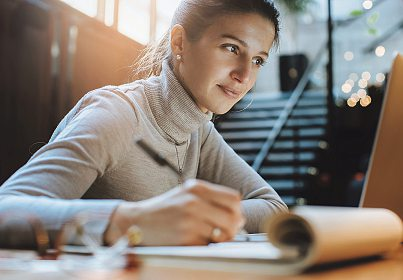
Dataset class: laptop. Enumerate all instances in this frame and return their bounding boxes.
[359,53,403,221]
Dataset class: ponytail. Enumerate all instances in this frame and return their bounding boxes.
[132,30,171,80]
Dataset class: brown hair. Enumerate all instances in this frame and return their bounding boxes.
[133,0,280,79]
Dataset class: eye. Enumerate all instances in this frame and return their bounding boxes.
[252,57,266,67]
[224,44,239,54]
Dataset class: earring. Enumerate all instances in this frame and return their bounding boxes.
[176,54,182,61]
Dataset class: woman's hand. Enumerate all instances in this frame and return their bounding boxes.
[104,179,245,246]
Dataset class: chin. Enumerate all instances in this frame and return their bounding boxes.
[210,104,234,115]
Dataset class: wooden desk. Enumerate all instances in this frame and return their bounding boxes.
[1,246,402,280]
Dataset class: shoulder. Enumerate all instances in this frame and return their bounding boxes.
[199,121,222,146]
[52,85,145,142]
[76,81,152,125]
[51,77,163,143]
[83,83,143,112]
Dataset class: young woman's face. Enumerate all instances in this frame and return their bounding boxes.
[177,13,276,115]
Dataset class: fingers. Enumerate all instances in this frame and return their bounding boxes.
[178,215,229,245]
[197,198,239,240]
[107,179,246,246]
[184,179,241,212]
[182,179,244,241]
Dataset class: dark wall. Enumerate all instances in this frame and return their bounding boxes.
[0,0,144,184]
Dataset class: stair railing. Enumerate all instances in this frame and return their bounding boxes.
[251,44,327,171]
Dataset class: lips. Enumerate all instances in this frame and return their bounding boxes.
[218,85,242,99]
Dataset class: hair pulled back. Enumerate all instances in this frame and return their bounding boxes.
[133,0,280,79]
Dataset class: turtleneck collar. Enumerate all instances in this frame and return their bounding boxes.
[142,60,213,144]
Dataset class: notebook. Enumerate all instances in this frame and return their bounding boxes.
[359,53,403,221]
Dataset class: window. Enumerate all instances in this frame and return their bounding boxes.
[118,0,151,44]
[60,0,98,17]
[156,0,181,41]
[59,0,181,45]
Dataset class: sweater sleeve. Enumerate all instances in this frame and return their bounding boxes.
[0,88,138,246]
[197,122,288,233]
[0,88,138,198]
[0,195,121,249]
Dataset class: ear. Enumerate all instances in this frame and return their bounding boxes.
[170,24,186,56]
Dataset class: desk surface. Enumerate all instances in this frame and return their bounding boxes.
[1,246,402,280]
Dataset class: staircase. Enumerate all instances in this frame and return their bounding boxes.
[215,89,328,206]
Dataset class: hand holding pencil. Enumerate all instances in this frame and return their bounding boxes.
[105,179,245,246]
[103,139,245,246]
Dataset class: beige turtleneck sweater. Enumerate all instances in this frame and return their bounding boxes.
[0,60,287,247]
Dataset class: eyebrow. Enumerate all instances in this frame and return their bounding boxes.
[220,34,269,58]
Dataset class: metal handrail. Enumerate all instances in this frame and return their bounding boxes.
[333,0,386,28]
[251,43,328,171]
[251,0,387,171]
[363,19,403,53]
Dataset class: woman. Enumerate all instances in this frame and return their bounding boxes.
[0,0,287,248]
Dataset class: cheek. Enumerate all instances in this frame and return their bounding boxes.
[249,69,260,85]
[185,58,213,85]
[195,65,225,91]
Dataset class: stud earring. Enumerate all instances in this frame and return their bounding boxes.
[176,54,182,61]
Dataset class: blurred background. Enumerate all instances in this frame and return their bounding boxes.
[1,0,402,207]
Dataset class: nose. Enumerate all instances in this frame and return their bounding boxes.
[230,60,252,84]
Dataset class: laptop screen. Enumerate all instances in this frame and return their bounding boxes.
[359,54,403,221]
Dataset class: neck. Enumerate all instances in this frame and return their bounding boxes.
[140,59,213,144]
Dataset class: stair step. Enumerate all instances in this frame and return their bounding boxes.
[221,128,326,141]
[234,98,326,111]
[218,118,327,130]
[273,140,322,150]
[229,140,322,152]
[266,152,316,162]
[238,151,317,165]
[229,142,264,152]
[225,107,327,121]
[216,90,328,206]
[266,179,310,205]
[237,154,255,164]
[260,166,310,175]
[279,196,299,206]
[239,90,326,103]
[267,179,304,190]
[259,165,318,178]
[279,128,326,139]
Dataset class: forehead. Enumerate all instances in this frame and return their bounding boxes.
[199,13,275,52]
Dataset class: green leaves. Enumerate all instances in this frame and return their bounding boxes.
[350,9,379,36]
[366,12,379,36]
[367,12,379,25]
[350,10,364,17]
[368,27,377,35]
[279,0,315,14]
